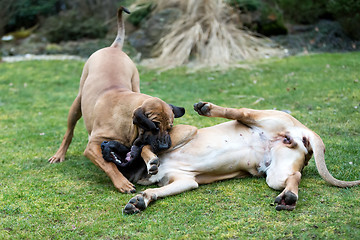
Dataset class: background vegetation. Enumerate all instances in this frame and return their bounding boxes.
[1,0,360,42]
[1,52,359,239]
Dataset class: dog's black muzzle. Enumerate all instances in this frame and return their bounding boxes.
[142,131,171,153]
[157,133,171,150]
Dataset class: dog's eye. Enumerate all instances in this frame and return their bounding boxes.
[283,135,292,144]
[166,124,173,131]
[283,134,297,148]
[153,122,160,128]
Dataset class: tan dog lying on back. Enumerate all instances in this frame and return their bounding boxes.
[122,102,360,213]
[48,7,185,193]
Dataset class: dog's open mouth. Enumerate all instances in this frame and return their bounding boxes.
[110,151,130,165]
[101,141,132,168]
[101,141,143,168]
[125,145,141,162]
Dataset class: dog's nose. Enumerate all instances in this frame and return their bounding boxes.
[101,141,108,150]
[158,142,170,150]
[158,136,171,150]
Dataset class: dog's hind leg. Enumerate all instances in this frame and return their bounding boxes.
[48,95,82,163]
[49,62,88,164]
[123,177,199,214]
[194,101,262,123]
[194,101,297,128]
[131,68,140,93]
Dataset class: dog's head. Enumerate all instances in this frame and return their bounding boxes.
[101,140,147,183]
[264,128,314,190]
[132,98,185,152]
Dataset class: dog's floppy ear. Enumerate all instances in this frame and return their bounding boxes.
[133,107,158,132]
[169,104,185,118]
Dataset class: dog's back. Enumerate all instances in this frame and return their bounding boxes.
[78,6,139,116]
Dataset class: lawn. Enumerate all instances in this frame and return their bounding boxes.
[0,52,359,239]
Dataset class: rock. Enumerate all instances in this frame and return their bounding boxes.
[128,8,182,58]
[127,30,153,57]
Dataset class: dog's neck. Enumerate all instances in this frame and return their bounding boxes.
[257,150,272,175]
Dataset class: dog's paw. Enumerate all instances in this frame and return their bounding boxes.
[194,102,212,116]
[123,195,146,214]
[274,191,297,211]
[48,155,65,163]
[148,157,160,175]
[114,180,136,194]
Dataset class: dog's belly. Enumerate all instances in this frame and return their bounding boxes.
[152,121,270,184]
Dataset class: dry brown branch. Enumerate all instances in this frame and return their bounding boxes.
[139,0,285,70]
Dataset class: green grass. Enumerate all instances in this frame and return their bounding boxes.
[0,52,359,239]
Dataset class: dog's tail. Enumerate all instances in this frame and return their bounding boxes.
[310,132,360,187]
[111,6,130,49]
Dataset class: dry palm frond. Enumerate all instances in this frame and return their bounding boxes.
[140,0,286,70]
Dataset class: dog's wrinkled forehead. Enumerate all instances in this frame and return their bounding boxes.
[279,130,308,149]
[273,128,314,168]
[144,100,174,126]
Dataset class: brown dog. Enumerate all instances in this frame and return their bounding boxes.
[48,7,185,193]
[123,102,360,213]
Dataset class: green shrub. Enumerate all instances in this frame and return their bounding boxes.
[275,0,328,24]
[327,0,360,40]
[227,0,261,12]
[226,0,287,36]
[257,3,287,36]
[127,3,153,27]
[5,0,59,32]
[43,10,108,43]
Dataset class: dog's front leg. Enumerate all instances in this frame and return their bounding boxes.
[274,171,301,211]
[140,145,160,175]
[140,125,198,175]
[123,177,199,214]
[84,141,136,193]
